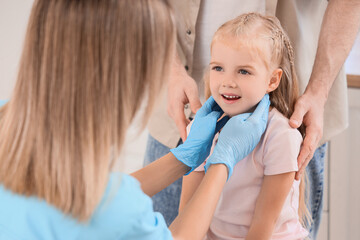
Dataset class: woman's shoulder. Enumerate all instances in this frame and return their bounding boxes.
[92,173,153,223]
[88,173,171,239]
[0,174,162,240]
[0,184,84,240]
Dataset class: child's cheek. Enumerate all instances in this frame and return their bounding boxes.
[209,80,221,104]
[240,89,266,114]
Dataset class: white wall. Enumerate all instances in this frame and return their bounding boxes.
[345,33,360,75]
[0,0,148,173]
[0,0,33,99]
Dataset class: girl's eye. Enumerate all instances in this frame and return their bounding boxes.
[212,66,223,72]
[239,69,250,75]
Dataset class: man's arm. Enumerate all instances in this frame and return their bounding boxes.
[290,0,360,180]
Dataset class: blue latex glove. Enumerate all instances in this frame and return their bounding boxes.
[204,94,270,180]
[170,96,229,174]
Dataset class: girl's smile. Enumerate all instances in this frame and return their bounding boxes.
[221,93,241,104]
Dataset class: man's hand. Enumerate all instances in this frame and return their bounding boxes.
[167,57,202,142]
[289,0,360,181]
[289,90,325,180]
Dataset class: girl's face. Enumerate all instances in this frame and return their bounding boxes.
[209,38,281,117]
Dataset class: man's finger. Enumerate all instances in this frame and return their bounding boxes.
[295,155,311,180]
[175,116,188,143]
[297,144,310,170]
[295,171,302,181]
[297,126,318,171]
[289,100,307,128]
[187,88,202,114]
[297,142,315,171]
[170,102,190,142]
[304,125,319,156]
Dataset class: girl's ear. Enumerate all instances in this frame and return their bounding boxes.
[266,69,282,93]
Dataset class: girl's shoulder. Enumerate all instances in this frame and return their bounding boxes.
[256,108,302,174]
[265,108,303,143]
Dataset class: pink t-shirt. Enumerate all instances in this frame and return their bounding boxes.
[192,108,308,240]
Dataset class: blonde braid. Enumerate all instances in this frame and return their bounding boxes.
[283,34,295,66]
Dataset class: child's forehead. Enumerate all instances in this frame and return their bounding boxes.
[212,34,273,68]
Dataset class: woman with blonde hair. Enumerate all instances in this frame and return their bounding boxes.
[0,0,270,239]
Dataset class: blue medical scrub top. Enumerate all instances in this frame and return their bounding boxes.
[0,172,173,240]
[0,100,172,239]
[0,100,7,106]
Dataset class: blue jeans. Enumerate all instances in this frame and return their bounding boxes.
[144,134,327,238]
[306,143,327,240]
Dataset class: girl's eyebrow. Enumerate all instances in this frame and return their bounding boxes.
[236,65,255,70]
[209,62,256,72]
[209,61,222,65]
[210,61,255,69]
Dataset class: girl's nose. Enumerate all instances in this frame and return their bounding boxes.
[222,75,237,88]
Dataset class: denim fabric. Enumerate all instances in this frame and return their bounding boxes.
[306,143,327,240]
[143,134,182,226]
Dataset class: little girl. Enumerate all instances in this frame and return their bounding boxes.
[179,13,310,240]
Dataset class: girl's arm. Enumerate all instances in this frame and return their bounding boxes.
[170,164,228,240]
[246,172,295,240]
[179,171,205,213]
[132,155,227,240]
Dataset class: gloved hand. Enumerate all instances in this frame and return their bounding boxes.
[170,96,229,174]
[204,94,270,180]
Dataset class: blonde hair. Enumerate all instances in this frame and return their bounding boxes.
[0,0,175,221]
[207,12,310,227]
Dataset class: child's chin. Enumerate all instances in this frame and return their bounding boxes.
[224,107,256,117]
[224,111,243,117]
